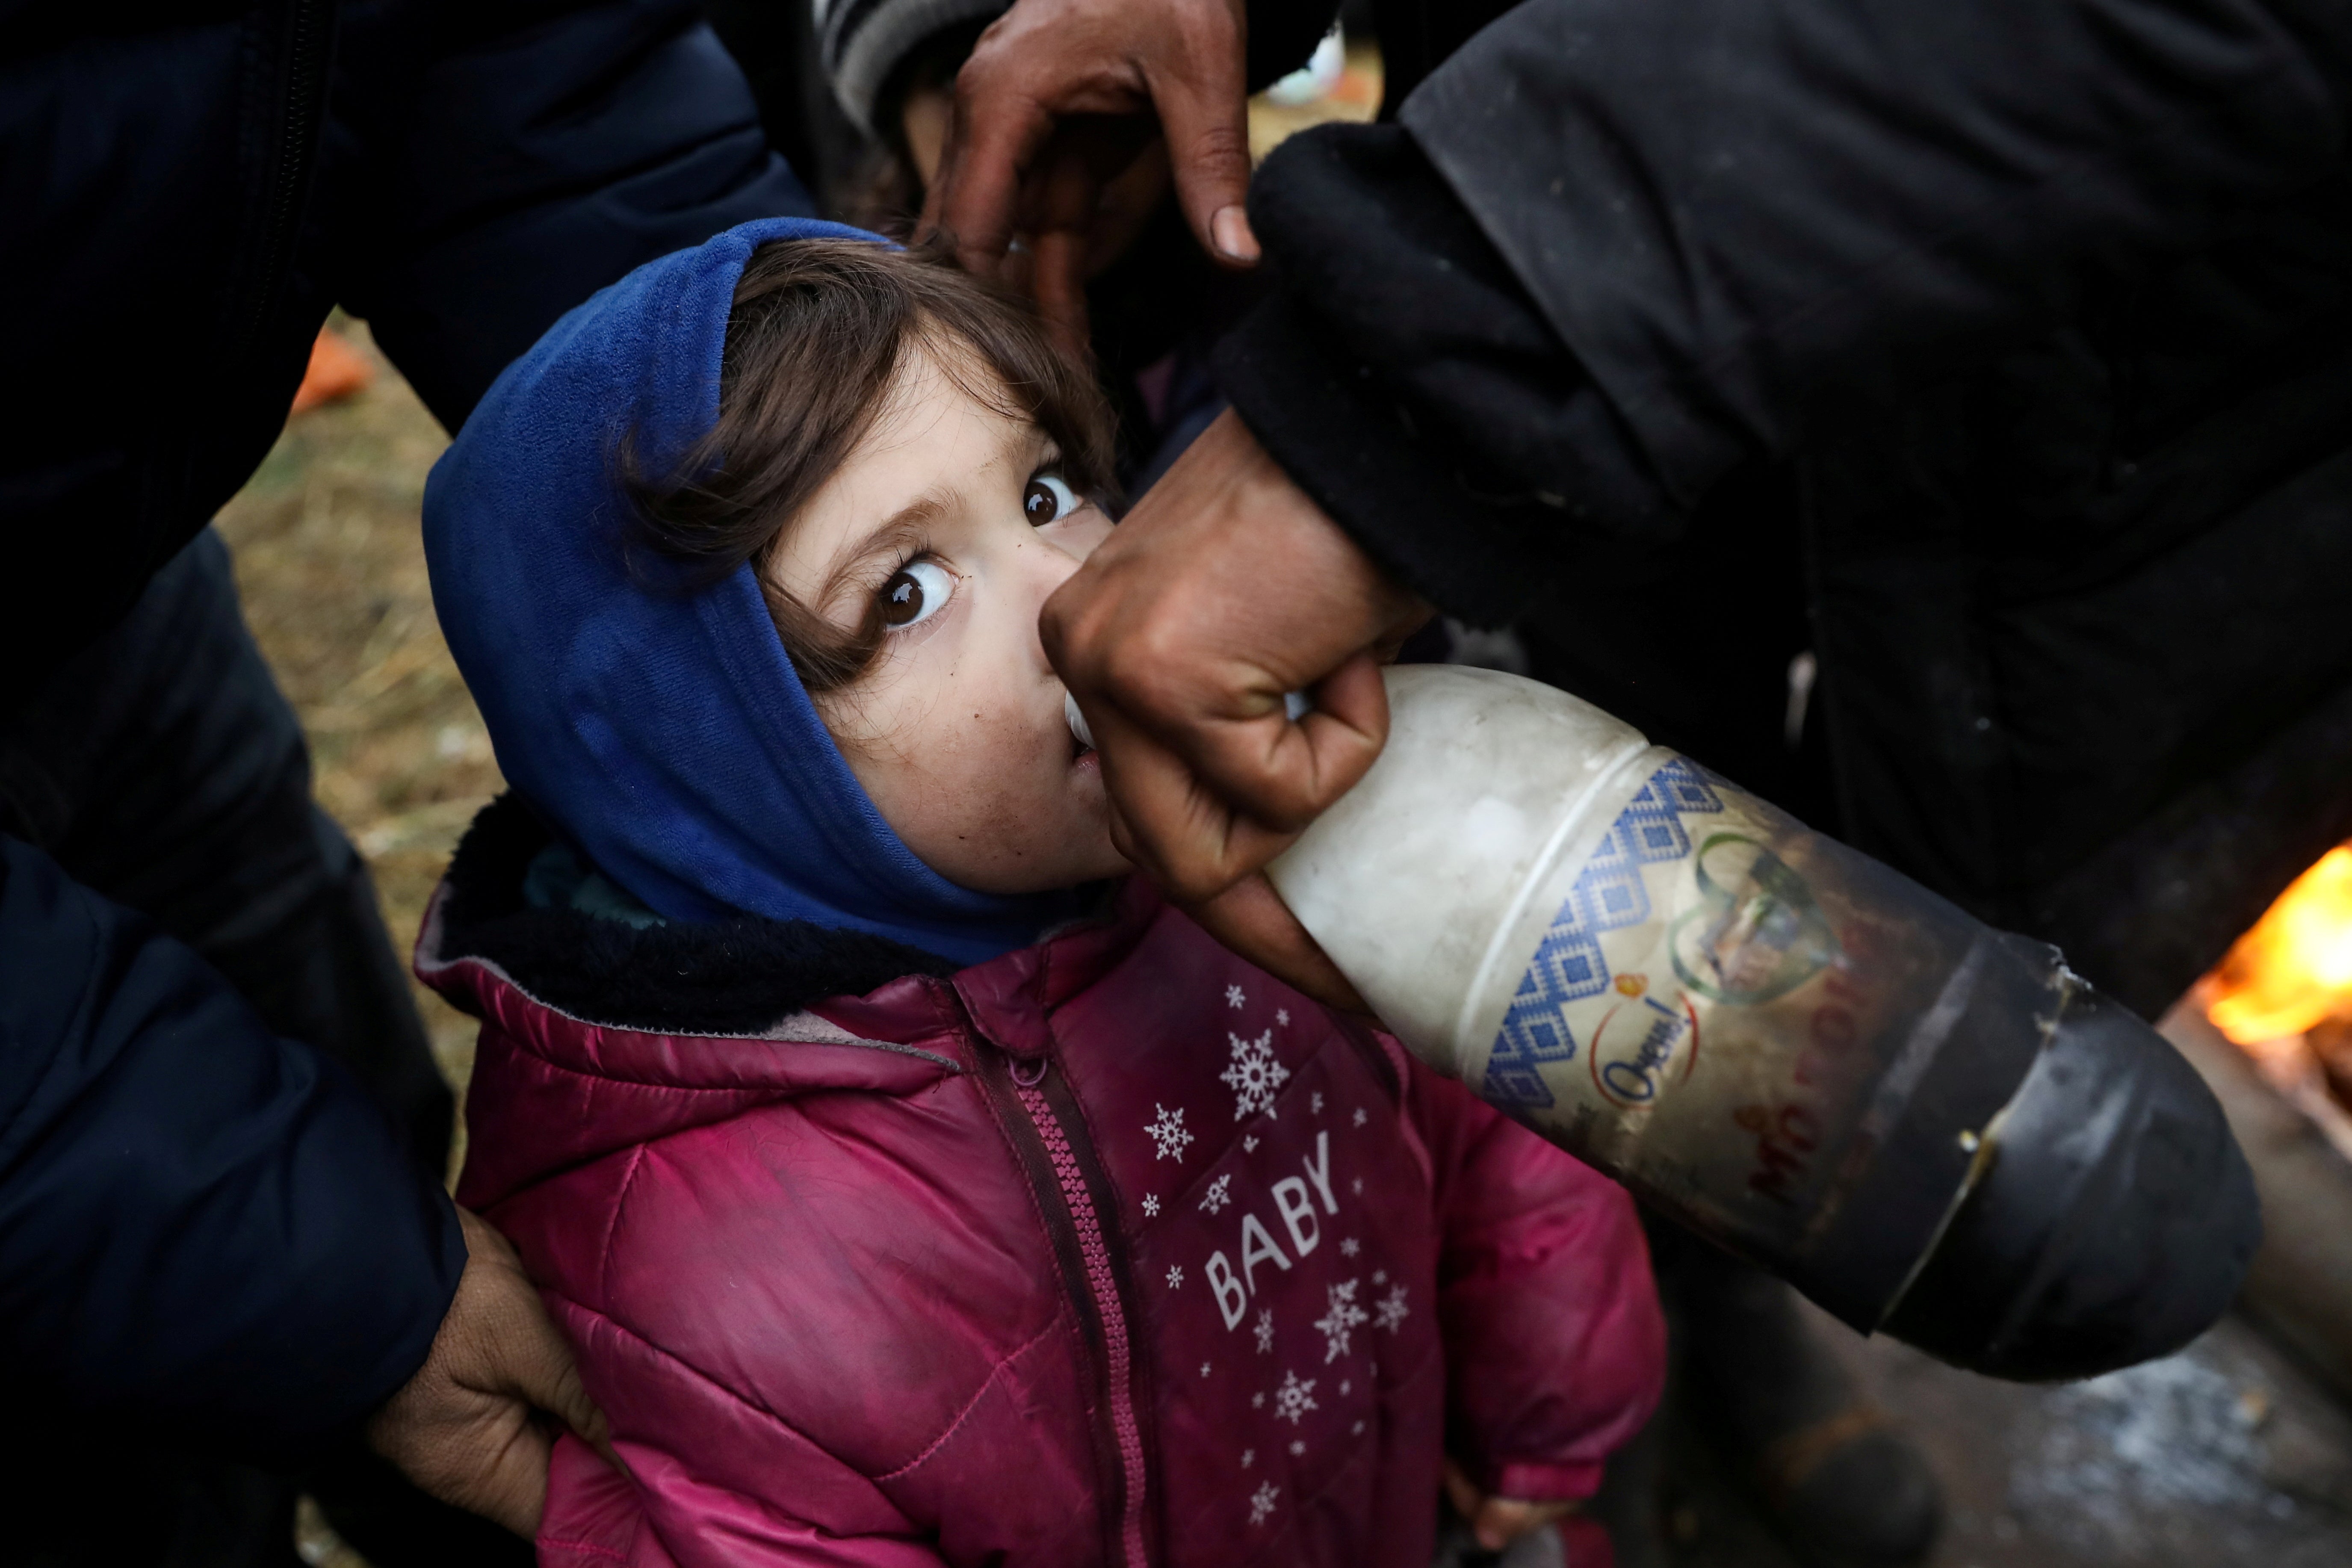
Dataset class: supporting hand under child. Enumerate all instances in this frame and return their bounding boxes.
[1443,1459,1580,1553]
[366,1208,610,1536]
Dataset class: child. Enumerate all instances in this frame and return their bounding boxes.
[419,217,1664,1568]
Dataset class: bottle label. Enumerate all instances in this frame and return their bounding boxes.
[1463,755,2026,1295]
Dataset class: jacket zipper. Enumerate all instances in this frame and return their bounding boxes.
[973,1044,1153,1567]
[234,0,335,363]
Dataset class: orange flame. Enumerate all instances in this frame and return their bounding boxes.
[2205,845,2352,1044]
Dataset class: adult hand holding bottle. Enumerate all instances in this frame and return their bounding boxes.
[1041,408,1429,1011]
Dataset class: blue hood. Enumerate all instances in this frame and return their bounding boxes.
[423,217,1079,966]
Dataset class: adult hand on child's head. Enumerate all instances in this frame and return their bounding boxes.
[1444,1459,1579,1553]
[920,0,1256,347]
[1041,408,1429,1013]
[367,1208,611,1537]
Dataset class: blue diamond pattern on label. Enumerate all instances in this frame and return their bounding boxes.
[1483,760,1726,1107]
[1480,756,1844,1116]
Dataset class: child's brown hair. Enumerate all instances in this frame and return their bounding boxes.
[629,239,1114,693]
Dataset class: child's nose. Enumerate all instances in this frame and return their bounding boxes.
[1027,517,1101,598]
[1021,523,1099,669]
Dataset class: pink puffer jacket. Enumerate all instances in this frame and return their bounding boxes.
[425,807,1664,1568]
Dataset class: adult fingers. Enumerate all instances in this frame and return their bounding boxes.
[1442,1459,1484,1525]
[1471,1496,1576,1551]
[1094,700,1298,902]
[456,1209,610,1446]
[925,71,1057,275]
[1025,140,1105,353]
[1045,410,1424,890]
[1182,647,1390,833]
[449,1403,556,1538]
[1093,641,1390,840]
[493,1280,608,1448]
[1145,36,1256,264]
[1184,873,1369,1015]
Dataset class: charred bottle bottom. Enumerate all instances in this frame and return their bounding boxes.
[1879,987,2261,1380]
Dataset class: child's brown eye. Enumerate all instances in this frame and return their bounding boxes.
[880,560,953,629]
[1024,474,1078,524]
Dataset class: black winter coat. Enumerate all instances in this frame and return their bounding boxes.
[1219,0,2352,1016]
[0,0,810,1453]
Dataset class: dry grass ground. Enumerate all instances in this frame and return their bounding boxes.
[213,318,494,1128]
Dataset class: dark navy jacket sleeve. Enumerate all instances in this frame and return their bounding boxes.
[1218,0,2352,624]
[331,0,818,430]
[0,837,465,1462]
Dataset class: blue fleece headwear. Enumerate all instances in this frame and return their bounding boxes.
[424,217,1081,966]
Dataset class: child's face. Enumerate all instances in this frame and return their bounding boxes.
[765,341,1128,895]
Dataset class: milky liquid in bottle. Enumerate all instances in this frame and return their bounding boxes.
[1260,666,2243,1358]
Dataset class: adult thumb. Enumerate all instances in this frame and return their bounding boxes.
[457,1206,609,1445]
[511,1313,609,1449]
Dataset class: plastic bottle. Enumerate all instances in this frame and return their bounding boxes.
[1265,665,2259,1379]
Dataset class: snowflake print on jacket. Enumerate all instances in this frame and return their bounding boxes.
[1375,1283,1411,1334]
[1226,984,1246,1009]
[436,863,1668,1568]
[1314,1280,1368,1363]
[1248,1482,1279,1527]
[1221,1030,1290,1120]
[1145,1103,1194,1161]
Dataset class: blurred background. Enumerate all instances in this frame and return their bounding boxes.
[216,317,500,1140]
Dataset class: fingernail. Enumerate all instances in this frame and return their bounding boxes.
[1211,206,1260,263]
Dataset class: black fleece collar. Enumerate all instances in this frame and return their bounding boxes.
[431,794,959,1036]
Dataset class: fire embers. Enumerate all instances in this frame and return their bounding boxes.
[2207,846,2352,1043]
[2201,844,2352,1160]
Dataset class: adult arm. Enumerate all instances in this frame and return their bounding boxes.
[333,0,819,429]
[1045,0,2352,986]
[0,835,462,1458]
[0,838,600,1532]
[1219,0,2352,624]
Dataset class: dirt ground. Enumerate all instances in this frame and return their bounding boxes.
[213,319,499,1125]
